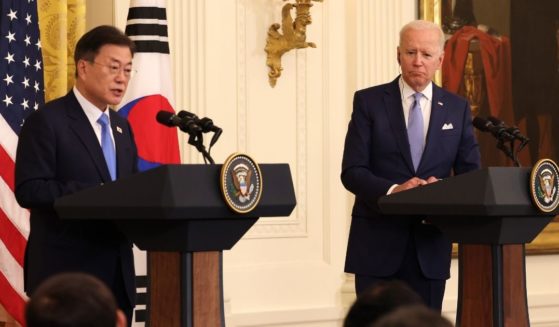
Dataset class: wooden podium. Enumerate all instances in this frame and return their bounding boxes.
[55,164,296,327]
[378,167,557,327]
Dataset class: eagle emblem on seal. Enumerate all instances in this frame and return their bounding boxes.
[530,158,559,213]
[231,163,255,203]
[221,153,263,213]
[538,169,557,204]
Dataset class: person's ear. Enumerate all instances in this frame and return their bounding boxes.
[115,309,127,327]
[397,47,401,65]
[436,51,445,69]
[76,59,88,79]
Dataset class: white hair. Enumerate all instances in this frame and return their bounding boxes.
[399,20,445,52]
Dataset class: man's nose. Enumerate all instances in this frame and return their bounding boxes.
[114,69,127,82]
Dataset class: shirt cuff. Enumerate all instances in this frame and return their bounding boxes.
[387,184,398,195]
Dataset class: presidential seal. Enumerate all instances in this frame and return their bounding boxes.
[220,153,263,213]
[530,159,559,213]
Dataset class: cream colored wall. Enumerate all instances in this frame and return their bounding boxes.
[85,0,114,30]
[78,1,559,326]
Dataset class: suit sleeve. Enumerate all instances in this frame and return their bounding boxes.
[453,101,481,174]
[340,91,395,206]
[14,110,97,208]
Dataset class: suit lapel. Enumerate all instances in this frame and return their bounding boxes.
[384,78,415,174]
[65,92,112,183]
[110,111,128,179]
[421,84,446,171]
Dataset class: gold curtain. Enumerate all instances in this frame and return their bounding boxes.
[38,0,86,102]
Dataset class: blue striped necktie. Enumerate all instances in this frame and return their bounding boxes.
[408,92,424,171]
[97,113,116,181]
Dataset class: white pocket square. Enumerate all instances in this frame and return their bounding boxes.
[442,123,453,130]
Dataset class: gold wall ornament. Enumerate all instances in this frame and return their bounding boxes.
[264,0,323,87]
[461,42,484,118]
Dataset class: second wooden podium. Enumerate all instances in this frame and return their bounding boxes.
[379,167,557,327]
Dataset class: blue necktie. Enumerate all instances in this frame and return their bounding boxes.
[408,93,424,171]
[97,113,116,181]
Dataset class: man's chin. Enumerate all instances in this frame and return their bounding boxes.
[408,78,429,91]
[108,98,124,106]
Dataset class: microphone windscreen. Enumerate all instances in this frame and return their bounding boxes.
[487,116,504,126]
[472,116,490,131]
[155,110,175,126]
[178,110,197,119]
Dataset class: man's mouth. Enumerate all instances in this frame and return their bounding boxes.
[111,88,124,97]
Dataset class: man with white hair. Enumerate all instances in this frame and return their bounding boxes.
[341,20,480,310]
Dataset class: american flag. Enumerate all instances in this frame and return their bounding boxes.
[0,0,44,324]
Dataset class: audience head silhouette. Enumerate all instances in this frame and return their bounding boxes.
[371,305,454,327]
[26,272,127,327]
[344,280,424,327]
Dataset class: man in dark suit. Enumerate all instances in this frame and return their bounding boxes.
[15,26,138,324]
[341,20,481,311]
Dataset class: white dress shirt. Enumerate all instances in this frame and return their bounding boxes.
[73,86,115,148]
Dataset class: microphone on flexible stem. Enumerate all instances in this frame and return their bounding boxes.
[472,116,514,162]
[156,110,202,135]
[179,112,223,147]
[177,110,198,121]
[487,116,530,146]
[176,111,215,164]
[473,116,522,167]
[486,116,530,160]
[472,116,515,141]
[198,117,223,147]
[156,110,182,127]
[172,111,202,135]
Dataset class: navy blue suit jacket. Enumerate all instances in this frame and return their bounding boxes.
[341,77,480,279]
[15,91,138,306]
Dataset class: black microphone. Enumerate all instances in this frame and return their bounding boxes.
[198,117,219,133]
[177,110,203,133]
[179,112,223,147]
[198,117,223,146]
[156,110,182,127]
[487,116,530,143]
[156,110,201,134]
[472,116,515,141]
[177,110,198,121]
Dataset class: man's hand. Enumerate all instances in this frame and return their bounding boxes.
[425,176,439,183]
[392,176,440,193]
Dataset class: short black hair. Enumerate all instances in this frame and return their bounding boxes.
[371,305,454,327]
[74,25,135,64]
[344,281,424,327]
[25,273,118,327]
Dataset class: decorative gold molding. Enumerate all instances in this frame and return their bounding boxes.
[419,0,442,85]
[264,0,323,87]
[419,0,441,26]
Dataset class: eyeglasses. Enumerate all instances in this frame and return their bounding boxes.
[90,61,136,78]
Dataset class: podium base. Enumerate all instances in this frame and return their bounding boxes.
[147,251,225,327]
[457,244,529,327]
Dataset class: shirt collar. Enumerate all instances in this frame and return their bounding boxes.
[73,86,110,122]
[400,77,433,101]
